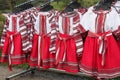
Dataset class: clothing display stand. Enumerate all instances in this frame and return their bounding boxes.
[6,68,35,80]
[5,67,87,80]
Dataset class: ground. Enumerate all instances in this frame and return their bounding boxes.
[0,65,95,80]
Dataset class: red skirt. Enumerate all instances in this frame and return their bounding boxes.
[56,33,79,73]
[80,31,120,78]
[29,34,55,69]
[117,40,120,49]
[0,31,26,65]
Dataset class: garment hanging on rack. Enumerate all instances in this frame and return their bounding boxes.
[55,10,85,73]
[79,6,120,78]
[29,10,59,69]
[12,0,40,53]
[0,14,26,70]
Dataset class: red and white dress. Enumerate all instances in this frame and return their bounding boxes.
[0,14,26,70]
[29,10,58,69]
[80,7,120,78]
[56,12,84,73]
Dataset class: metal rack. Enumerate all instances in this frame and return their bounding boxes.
[5,67,87,80]
[6,68,35,80]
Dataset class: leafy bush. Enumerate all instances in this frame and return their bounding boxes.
[80,0,99,7]
[0,14,5,37]
[0,0,10,10]
[51,1,67,10]
[0,0,99,12]
[51,0,99,10]
[0,14,5,22]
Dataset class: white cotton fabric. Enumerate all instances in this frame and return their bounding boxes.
[34,12,51,34]
[8,15,20,32]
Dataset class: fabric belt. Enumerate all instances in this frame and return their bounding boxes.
[56,33,73,65]
[38,35,41,68]
[7,32,18,71]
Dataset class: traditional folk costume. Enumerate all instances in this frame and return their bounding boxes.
[80,7,120,78]
[0,14,27,70]
[29,10,58,69]
[56,11,84,73]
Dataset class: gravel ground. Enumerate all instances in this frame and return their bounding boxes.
[0,65,23,80]
[0,65,95,80]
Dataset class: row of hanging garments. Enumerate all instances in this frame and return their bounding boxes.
[26,0,86,73]
[1,0,120,79]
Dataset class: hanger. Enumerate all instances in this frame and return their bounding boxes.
[64,6,74,13]
[40,0,54,12]
[94,0,112,11]
[63,0,80,13]
[69,0,81,9]
[13,0,34,13]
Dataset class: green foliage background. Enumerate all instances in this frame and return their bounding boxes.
[0,0,99,12]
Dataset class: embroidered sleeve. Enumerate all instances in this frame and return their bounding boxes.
[49,23,58,53]
[49,11,60,54]
[73,25,84,56]
[72,14,84,56]
[19,14,30,53]
[26,22,34,51]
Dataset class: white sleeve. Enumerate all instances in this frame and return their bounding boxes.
[105,10,120,31]
[112,10,120,31]
[80,12,89,31]
[80,11,96,32]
